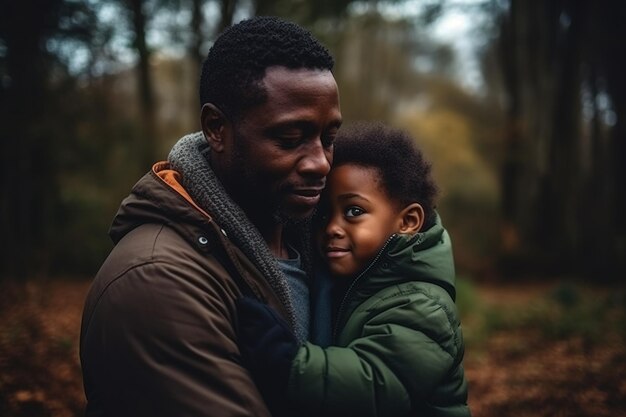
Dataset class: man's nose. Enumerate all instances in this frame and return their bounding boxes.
[299,139,331,177]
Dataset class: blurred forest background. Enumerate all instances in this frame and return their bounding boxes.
[1,0,625,416]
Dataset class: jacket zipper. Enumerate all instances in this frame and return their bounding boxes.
[332,234,397,342]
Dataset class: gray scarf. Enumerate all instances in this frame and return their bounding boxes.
[168,132,308,340]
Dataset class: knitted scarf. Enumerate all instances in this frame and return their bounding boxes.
[168,132,310,341]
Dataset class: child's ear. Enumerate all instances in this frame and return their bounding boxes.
[201,103,229,152]
[398,203,424,234]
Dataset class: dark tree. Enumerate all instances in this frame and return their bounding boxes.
[497,0,625,280]
[0,0,95,279]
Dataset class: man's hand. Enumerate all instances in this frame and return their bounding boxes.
[235,297,300,415]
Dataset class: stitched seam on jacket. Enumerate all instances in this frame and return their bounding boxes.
[82,226,225,348]
[367,284,458,360]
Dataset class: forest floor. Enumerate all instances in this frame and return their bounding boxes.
[0,278,625,417]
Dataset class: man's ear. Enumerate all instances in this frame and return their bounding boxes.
[201,103,229,153]
[398,203,424,234]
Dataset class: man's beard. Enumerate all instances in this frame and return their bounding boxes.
[272,205,317,227]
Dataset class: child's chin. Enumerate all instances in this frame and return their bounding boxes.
[328,264,355,279]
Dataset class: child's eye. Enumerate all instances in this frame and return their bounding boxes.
[345,206,364,217]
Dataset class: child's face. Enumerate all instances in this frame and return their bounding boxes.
[317,164,405,278]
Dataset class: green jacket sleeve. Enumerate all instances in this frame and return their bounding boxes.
[288,287,461,417]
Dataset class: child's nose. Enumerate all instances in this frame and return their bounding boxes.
[325,219,344,238]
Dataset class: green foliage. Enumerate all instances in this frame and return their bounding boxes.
[395,85,502,274]
[460,281,626,351]
[455,276,493,347]
[455,277,507,347]
[52,190,115,275]
[455,276,480,319]
[54,337,74,355]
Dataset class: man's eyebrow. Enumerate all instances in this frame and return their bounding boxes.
[270,117,342,129]
[266,120,314,131]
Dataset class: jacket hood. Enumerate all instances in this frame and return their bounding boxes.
[358,213,457,301]
[108,161,307,339]
[109,162,213,246]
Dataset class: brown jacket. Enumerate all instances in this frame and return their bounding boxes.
[80,162,288,417]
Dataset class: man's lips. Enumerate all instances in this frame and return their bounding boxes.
[291,187,324,197]
[289,188,324,206]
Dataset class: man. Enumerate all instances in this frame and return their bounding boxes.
[80,16,342,417]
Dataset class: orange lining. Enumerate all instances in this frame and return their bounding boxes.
[153,162,212,219]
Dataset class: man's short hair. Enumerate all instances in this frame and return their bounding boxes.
[333,122,439,229]
[200,16,334,120]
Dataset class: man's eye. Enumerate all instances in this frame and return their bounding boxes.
[278,131,303,140]
[345,206,364,217]
[322,127,339,148]
[270,128,304,145]
[277,133,303,145]
[321,133,336,148]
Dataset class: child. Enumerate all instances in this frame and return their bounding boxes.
[237,122,470,417]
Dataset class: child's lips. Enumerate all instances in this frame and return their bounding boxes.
[325,247,350,258]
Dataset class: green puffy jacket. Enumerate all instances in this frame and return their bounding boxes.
[288,217,470,417]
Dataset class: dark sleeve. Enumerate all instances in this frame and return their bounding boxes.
[81,260,272,417]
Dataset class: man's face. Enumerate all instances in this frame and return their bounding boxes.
[224,67,342,225]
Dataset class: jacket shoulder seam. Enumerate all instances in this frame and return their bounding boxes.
[369,284,459,359]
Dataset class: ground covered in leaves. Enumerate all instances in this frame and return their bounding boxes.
[0,279,625,416]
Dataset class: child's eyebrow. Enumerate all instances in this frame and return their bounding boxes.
[337,193,370,203]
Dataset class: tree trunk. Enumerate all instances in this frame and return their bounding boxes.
[0,0,61,279]
[498,0,625,280]
[498,0,586,275]
[127,0,157,171]
[218,0,237,33]
[190,0,204,68]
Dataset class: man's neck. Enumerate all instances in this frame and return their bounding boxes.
[239,201,291,259]
[256,221,289,259]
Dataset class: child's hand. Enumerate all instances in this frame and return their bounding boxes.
[235,297,300,415]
